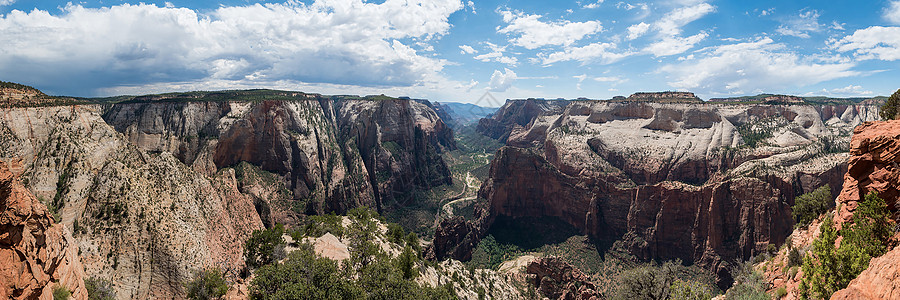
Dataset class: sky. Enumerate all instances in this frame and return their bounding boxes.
[1,0,899,105]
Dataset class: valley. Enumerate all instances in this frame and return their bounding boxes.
[1,83,899,300]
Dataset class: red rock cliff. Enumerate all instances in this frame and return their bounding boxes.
[837,120,900,225]
[0,161,86,300]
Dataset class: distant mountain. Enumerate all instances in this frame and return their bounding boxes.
[435,102,499,127]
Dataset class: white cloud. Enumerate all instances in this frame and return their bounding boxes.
[594,76,622,82]
[459,44,477,54]
[540,42,632,65]
[831,21,845,31]
[616,2,647,11]
[0,1,463,95]
[582,0,604,9]
[654,3,715,36]
[488,68,517,92]
[759,8,774,16]
[822,85,874,96]
[886,0,900,24]
[645,32,708,57]
[776,9,822,38]
[466,1,476,14]
[831,26,900,61]
[473,42,518,65]
[626,22,650,40]
[0,0,15,6]
[498,9,603,49]
[660,37,859,95]
[458,79,479,92]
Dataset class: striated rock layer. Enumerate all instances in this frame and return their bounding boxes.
[1,160,86,300]
[836,120,900,225]
[437,100,879,288]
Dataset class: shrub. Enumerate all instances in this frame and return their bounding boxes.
[52,285,71,300]
[396,246,418,280]
[725,261,768,300]
[185,268,228,300]
[387,223,406,245]
[249,244,361,300]
[617,260,677,300]
[880,89,900,120]
[669,279,715,300]
[787,248,802,268]
[799,192,892,299]
[775,287,787,299]
[302,213,344,238]
[244,224,285,269]
[85,277,116,300]
[792,186,833,227]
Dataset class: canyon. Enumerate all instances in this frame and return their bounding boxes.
[0,88,456,298]
[434,97,881,288]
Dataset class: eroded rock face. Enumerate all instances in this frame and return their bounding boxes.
[837,120,900,225]
[0,161,86,300]
[831,245,900,299]
[0,106,264,299]
[444,100,879,288]
[525,257,601,300]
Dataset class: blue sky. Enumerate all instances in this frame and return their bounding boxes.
[1,0,899,104]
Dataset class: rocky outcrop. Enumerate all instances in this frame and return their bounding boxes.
[525,257,601,300]
[102,96,454,217]
[626,92,702,103]
[441,100,879,288]
[837,120,900,225]
[831,245,900,299]
[476,99,568,142]
[1,160,86,300]
[0,106,264,299]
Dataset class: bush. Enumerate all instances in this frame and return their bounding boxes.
[669,279,715,300]
[792,186,833,227]
[52,285,71,300]
[387,223,406,245]
[185,268,228,300]
[725,261,768,300]
[775,287,787,299]
[244,224,286,269]
[85,277,116,300]
[787,248,802,268]
[880,89,900,120]
[799,192,892,299]
[617,260,678,300]
[302,213,344,238]
[250,244,361,300]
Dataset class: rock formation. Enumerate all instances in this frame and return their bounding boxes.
[831,245,900,299]
[1,160,86,300]
[837,120,900,225]
[526,257,601,300]
[0,88,458,298]
[437,99,879,288]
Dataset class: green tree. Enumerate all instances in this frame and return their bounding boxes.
[244,224,285,269]
[792,186,833,227]
[799,192,892,299]
[52,285,71,300]
[880,89,900,120]
[185,268,228,300]
[617,260,678,300]
[669,279,715,300]
[249,244,362,300]
[85,277,116,300]
[724,261,768,300]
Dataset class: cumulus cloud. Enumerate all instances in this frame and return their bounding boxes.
[473,42,518,65]
[654,3,715,36]
[582,0,604,9]
[821,85,874,96]
[498,9,603,49]
[886,0,900,24]
[831,26,900,61]
[626,22,650,40]
[540,42,632,65]
[776,9,822,38]
[660,37,858,95]
[0,0,463,95]
[488,68,517,92]
[466,1,476,14]
[459,44,477,54]
[0,0,15,6]
[645,32,708,57]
